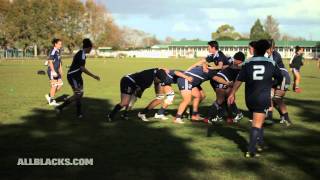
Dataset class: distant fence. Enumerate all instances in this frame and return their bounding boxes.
[0,49,34,59]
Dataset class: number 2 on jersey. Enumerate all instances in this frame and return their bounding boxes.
[253,65,265,80]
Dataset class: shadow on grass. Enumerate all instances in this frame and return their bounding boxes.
[0,97,208,180]
[284,97,320,123]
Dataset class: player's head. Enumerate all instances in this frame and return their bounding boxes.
[155,69,167,83]
[83,38,93,53]
[266,39,275,55]
[254,39,271,56]
[233,51,245,65]
[248,41,256,56]
[295,46,304,55]
[52,38,62,49]
[208,41,219,53]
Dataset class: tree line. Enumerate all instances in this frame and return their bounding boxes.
[0,0,160,54]
[212,15,306,41]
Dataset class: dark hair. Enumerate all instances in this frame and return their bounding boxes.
[268,39,275,48]
[233,51,245,62]
[249,41,257,48]
[83,38,93,49]
[52,38,61,45]
[295,46,303,53]
[208,41,219,50]
[254,39,271,56]
[155,69,167,82]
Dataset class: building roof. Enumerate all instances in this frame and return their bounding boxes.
[170,40,319,47]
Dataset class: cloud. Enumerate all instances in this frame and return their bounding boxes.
[99,0,320,40]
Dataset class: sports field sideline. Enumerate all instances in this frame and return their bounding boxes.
[0,58,319,179]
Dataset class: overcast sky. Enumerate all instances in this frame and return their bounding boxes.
[98,0,320,40]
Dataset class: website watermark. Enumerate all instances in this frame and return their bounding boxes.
[17,158,94,166]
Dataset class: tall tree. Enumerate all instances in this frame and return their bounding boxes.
[250,19,271,40]
[264,15,280,40]
[212,24,241,40]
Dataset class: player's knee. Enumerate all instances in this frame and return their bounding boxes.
[164,91,175,105]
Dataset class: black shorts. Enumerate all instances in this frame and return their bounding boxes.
[246,93,270,113]
[120,76,137,95]
[210,79,227,90]
[177,78,192,91]
[47,70,61,80]
[274,70,291,91]
[67,75,83,90]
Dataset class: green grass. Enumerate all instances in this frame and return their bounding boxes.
[0,58,319,180]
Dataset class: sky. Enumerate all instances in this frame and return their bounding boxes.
[97,0,320,41]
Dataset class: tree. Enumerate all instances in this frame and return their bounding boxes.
[212,24,241,40]
[264,15,280,40]
[250,19,271,40]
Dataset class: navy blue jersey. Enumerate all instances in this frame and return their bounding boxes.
[269,50,285,69]
[68,50,86,77]
[290,54,304,69]
[47,48,61,72]
[185,66,217,87]
[127,68,159,90]
[217,66,240,82]
[237,56,283,99]
[162,70,182,85]
[206,51,228,68]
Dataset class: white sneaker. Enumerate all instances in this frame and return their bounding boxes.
[138,112,149,122]
[45,94,51,104]
[173,118,185,124]
[234,112,244,122]
[49,100,60,106]
[154,113,169,120]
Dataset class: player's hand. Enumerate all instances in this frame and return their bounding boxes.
[227,81,234,87]
[94,75,100,81]
[227,94,235,105]
[186,76,193,82]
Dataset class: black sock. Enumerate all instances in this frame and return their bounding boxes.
[176,114,182,119]
[158,107,165,115]
[230,103,239,117]
[110,104,123,119]
[141,108,149,114]
[192,111,198,116]
[217,104,224,118]
[257,128,264,146]
[76,99,82,115]
[283,112,291,122]
[267,111,273,120]
[207,102,219,119]
[248,127,260,153]
[189,106,193,117]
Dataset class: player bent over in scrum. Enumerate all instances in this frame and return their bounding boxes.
[228,40,283,158]
[56,39,100,118]
[107,68,167,122]
[137,69,193,121]
[207,52,245,124]
[174,66,231,124]
[45,38,63,106]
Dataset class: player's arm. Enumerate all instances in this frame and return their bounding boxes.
[212,75,232,86]
[208,61,223,70]
[80,66,100,81]
[227,80,242,105]
[174,71,193,82]
[186,58,207,71]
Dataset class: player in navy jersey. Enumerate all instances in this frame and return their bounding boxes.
[265,39,292,126]
[207,52,245,123]
[136,69,193,121]
[56,39,100,118]
[174,66,231,124]
[45,38,63,106]
[228,40,283,157]
[107,68,168,122]
[289,46,304,93]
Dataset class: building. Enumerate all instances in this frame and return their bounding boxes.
[167,40,320,59]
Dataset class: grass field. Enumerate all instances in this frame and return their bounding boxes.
[0,58,319,180]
